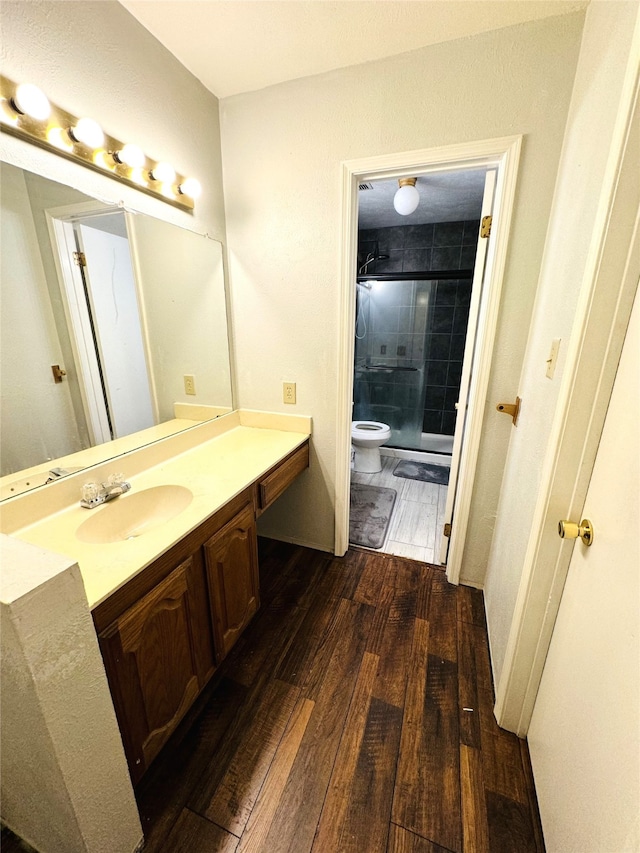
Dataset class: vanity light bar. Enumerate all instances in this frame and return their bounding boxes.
[0,76,201,212]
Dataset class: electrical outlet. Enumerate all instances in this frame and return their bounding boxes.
[283,382,296,404]
[184,374,196,396]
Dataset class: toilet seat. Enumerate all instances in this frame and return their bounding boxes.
[351,421,391,441]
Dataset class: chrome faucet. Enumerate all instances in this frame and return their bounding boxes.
[45,467,72,484]
[81,473,131,509]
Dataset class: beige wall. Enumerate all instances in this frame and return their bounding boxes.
[219,14,584,564]
[0,0,226,241]
[484,0,640,687]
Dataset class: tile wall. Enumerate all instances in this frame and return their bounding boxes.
[356,220,478,438]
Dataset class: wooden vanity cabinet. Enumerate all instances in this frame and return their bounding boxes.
[93,440,309,783]
[97,552,211,783]
[204,501,259,662]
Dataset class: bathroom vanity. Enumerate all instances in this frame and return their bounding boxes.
[3,411,310,785]
[93,440,309,782]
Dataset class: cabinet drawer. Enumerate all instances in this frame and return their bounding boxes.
[258,442,309,513]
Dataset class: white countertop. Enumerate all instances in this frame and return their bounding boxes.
[10,421,309,610]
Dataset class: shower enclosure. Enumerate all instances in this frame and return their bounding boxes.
[353,271,473,453]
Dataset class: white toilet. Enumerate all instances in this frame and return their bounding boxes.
[351,421,392,473]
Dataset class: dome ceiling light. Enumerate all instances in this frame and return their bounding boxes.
[393,177,420,216]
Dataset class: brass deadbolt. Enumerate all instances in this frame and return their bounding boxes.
[558,518,594,547]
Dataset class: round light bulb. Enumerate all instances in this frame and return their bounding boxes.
[393,182,420,216]
[117,143,146,169]
[13,83,51,121]
[47,126,74,152]
[150,161,176,183]
[70,117,104,149]
[178,177,202,199]
[0,99,20,126]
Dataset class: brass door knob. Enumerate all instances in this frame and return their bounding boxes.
[558,518,594,546]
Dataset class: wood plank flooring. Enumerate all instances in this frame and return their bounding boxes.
[136,539,545,853]
[1,539,545,853]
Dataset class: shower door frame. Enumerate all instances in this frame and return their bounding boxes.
[335,136,522,585]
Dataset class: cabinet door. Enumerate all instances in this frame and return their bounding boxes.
[99,556,205,782]
[204,502,260,662]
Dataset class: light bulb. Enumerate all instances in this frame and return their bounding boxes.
[178,177,202,199]
[13,83,51,121]
[0,99,19,126]
[69,117,104,149]
[47,126,74,152]
[149,162,176,183]
[393,179,420,216]
[115,143,146,169]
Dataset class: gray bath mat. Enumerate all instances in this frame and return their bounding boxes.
[393,460,450,486]
[349,484,397,549]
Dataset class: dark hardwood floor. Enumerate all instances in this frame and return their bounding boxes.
[2,540,545,853]
[137,539,545,852]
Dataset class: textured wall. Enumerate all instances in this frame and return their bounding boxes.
[220,14,584,571]
[0,0,226,241]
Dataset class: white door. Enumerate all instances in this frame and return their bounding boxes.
[527,286,639,852]
[438,169,496,564]
[77,221,155,438]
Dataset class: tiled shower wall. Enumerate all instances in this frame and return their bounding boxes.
[356,220,479,437]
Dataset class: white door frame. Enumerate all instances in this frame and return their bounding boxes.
[46,202,115,445]
[335,136,521,586]
[495,67,640,734]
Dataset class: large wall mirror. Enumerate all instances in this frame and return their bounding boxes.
[0,161,233,499]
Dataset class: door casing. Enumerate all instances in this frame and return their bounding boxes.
[335,136,522,586]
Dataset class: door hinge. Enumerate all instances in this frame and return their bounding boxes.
[444,522,452,538]
[73,251,86,267]
[480,215,492,238]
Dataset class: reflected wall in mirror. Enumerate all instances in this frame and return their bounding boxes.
[0,161,233,497]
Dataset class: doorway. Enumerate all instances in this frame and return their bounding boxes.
[336,137,522,583]
[350,170,486,561]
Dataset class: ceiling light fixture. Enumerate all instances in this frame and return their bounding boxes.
[0,75,200,211]
[393,177,420,216]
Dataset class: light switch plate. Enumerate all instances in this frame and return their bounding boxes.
[546,339,561,379]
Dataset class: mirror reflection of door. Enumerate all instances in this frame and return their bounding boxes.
[52,209,156,444]
[76,217,155,439]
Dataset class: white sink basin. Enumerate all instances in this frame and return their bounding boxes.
[76,485,193,544]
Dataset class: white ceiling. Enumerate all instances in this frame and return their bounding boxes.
[119,0,586,99]
[359,168,487,229]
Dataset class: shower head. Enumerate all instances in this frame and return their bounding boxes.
[358,250,390,275]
